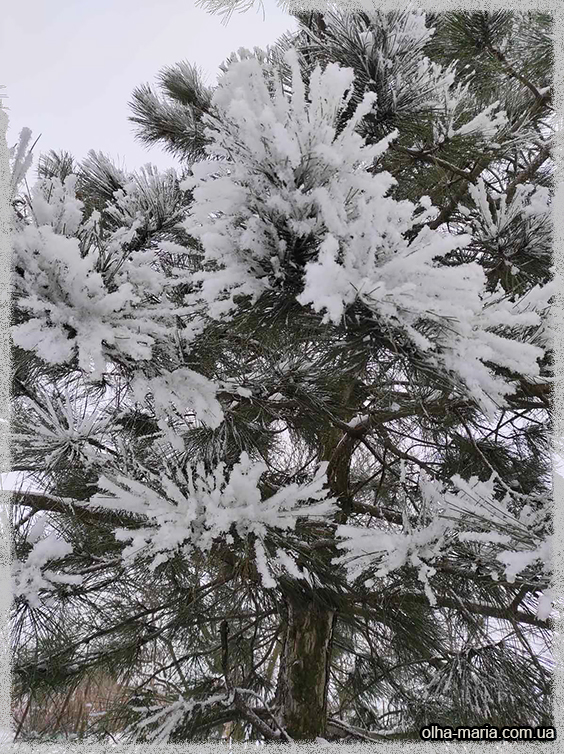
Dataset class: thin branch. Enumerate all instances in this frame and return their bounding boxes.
[16,575,234,675]
[505,144,551,203]
[219,620,282,741]
[13,490,144,529]
[485,42,546,103]
[391,144,474,180]
[393,592,552,630]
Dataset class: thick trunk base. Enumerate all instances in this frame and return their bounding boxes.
[279,599,334,740]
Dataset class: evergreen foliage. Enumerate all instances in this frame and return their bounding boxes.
[11,8,554,743]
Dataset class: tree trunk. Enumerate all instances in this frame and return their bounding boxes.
[276,373,362,740]
[278,598,335,740]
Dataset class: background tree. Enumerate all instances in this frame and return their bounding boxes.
[11,8,554,743]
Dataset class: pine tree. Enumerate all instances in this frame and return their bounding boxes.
[11,9,554,743]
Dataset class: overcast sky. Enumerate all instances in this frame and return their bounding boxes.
[1,0,296,174]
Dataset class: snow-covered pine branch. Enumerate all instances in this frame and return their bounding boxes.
[182,49,548,416]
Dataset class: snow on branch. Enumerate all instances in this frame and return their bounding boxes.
[335,472,552,618]
[90,453,336,585]
[182,49,548,416]
[13,528,82,608]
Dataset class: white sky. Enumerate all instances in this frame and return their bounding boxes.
[0,0,296,174]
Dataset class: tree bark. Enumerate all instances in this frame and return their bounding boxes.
[277,373,361,740]
[278,598,335,740]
